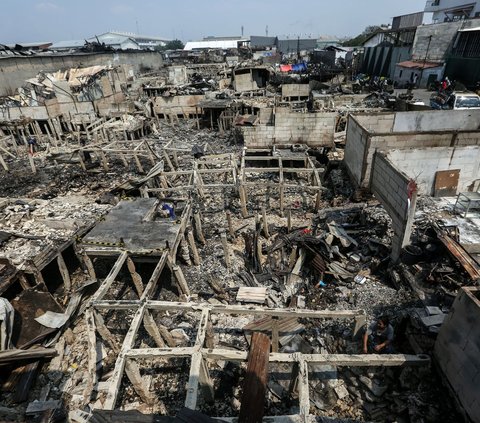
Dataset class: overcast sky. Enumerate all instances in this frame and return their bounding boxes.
[2,0,425,44]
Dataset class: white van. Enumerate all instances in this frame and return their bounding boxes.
[452,93,480,110]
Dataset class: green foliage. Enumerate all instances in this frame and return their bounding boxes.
[156,39,185,51]
[342,25,383,46]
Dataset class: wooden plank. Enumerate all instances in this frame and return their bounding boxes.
[297,356,309,415]
[103,304,146,410]
[186,228,201,266]
[238,332,270,423]
[141,252,168,300]
[167,256,191,296]
[143,310,166,348]
[57,253,71,292]
[184,352,202,410]
[236,287,267,304]
[82,308,98,405]
[221,232,231,269]
[262,207,270,238]
[0,348,56,364]
[193,211,206,245]
[90,251,128,303]
[126,257,144,298]
[271,317,279,353]
[146,302,365,320]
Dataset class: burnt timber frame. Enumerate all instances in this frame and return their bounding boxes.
[84,296,430,418]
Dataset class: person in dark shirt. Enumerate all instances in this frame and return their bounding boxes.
[363,316,394,354]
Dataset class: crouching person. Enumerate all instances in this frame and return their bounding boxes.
[363,316,394,354]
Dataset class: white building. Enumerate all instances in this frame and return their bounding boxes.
[88,34,141,50]
[184,37,249,51]
[90,32,170,50]
[425,0,480,23]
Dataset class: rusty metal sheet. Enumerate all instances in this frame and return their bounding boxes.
[434,170,460,197]
[10,289,64,348]
[436,229,480,281]
[243,316,304,346]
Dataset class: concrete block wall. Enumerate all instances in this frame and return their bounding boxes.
[345,111,480,188]
[344,116,369,185]
[243,126,275,148]
[0,51,163,97]
[353,110,480,134]
[351,113,395,133]
[243,111,335,148]
[370,152,416,260]
[412,22,464,62]
[388,147,480,194]
[392,110,480,132]
[456,132,480,146]
[274,113,335,146]
[434,287,480,422]
[235,73,256,92]
[258,108,274,125]
[282,84,311,99]
[1,105,50,121]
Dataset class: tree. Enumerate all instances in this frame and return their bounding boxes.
[342,25,383,46]
[157,39,185,51]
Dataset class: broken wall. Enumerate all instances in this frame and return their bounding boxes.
[434,287,480,422]
[281,84,311,100]
[234,69,269,92]
[345,111,480,187]
[153,95,205,116]
[0,51,162,97]
[168,66,188,85]
[370,152,417,260]
[391,110,480,132]
[235,71,258,92]
[243,110,335,148]
[387,147,480,195]
[258,107,274,125]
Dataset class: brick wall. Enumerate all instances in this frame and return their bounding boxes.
[370,152,417,260]
[388,147,480,194]
[434,287,480,422]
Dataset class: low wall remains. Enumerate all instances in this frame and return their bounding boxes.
[434,287,480,422]
[370,152,417,260]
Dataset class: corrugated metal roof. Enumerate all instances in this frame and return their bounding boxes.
[50,40,85,49]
